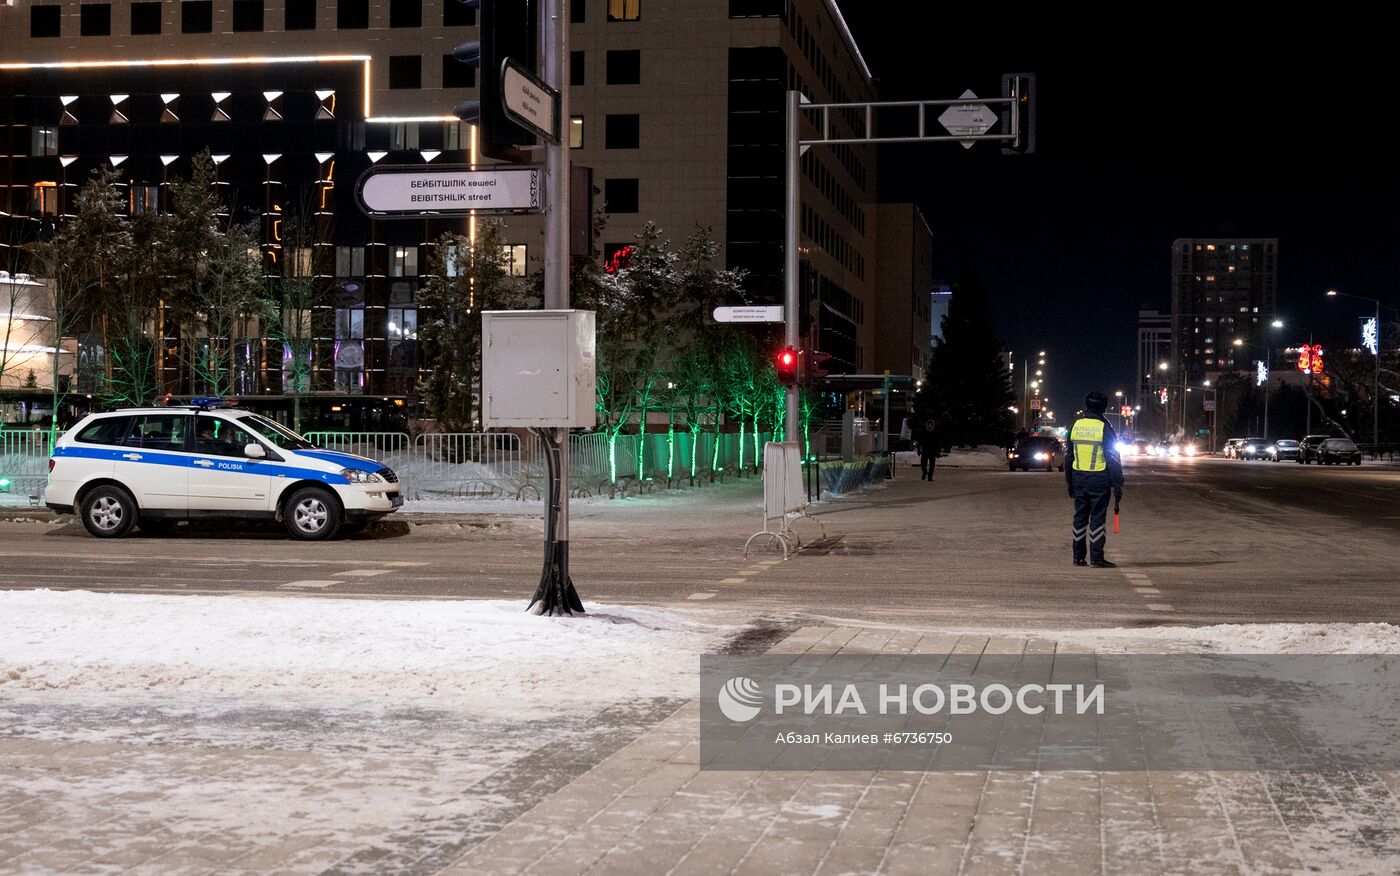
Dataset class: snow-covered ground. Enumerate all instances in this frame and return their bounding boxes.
[1,589,738,717]
[895,445,1009,470]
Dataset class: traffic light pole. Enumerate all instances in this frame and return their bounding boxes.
[783,90,801,443]
[528,0,582,616]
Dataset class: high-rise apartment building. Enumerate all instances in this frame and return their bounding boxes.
[1136,308,1170,409]
[0,0,877,426]
[1170,238,1277,384]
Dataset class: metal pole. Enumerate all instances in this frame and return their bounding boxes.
[1375,300,1381,449]
[882,371,891,478]
[784,90,800,442]
[1264,378,1270,440]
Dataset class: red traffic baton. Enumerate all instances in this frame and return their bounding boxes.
[1113,497,1121,534]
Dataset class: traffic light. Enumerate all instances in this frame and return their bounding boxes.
[1000,73,1036,155]
[806,350,832,384]
[451,0,537,163]
[775,346,799,386]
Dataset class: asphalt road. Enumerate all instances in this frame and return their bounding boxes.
[2,455,1397,630]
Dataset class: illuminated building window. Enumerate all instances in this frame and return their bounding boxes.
[31,6,61,38]
[501,244,527,277]
[284,247,314,277]
[1205,243,1216,251]
[443,122,468,151]
[130,185,158,216]
[571,51,585,86]
[443,55,475,88]
[607,0,640,21]
[81,4,113,36]
[389,246,419,278]
[335,246,365,277]
[604,114,639,149]
[389,123,419,150]
[31,127,58,157]
[389,55,422,90]
[338,0,369,29]
[131,2,161,34]
[604,178,638,213]
[390,0,422,27]
[233,0,264,32]
[606,50,641,85]
[569,116,584,149]
[182,1,213,34]
[286,0,316,29]
[31,182,59,216]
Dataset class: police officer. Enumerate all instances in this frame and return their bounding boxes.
[1066,391,1124,568]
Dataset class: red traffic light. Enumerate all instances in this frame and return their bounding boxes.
[776,346,799,385]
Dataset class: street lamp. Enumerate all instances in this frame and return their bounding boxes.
[1327,289,1382,448]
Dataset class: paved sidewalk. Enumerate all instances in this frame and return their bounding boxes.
[447,626,1400,876]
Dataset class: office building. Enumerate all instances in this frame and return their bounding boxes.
[1170,238,1278,384]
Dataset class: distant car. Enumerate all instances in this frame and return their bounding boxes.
[1268,439,1301,462]
[1223,438,1246,459]
[1317,437,1362,466]
[1009,436,1065,472]
[1238,438,1269,460]
[1154,440,1177,457]
[1298,434,1332,464]
[1133,439,1151,457]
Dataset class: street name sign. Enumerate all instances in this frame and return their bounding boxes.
[713,305,784,323]
[356,165,542,217]
[502,59,560,144]
[938,90,997,149]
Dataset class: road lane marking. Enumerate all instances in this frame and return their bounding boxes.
[278,580,341,589]
[1145,603,1174,612]
[1135,587,1161,595]
[333,569,390,577]
[687,592,717,600]
[384,561,432,567]
[719,578,746,585]
[737,570,762,576]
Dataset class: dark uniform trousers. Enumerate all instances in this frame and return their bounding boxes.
[1071,473,1112,564]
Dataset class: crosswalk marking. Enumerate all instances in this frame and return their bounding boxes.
[687,592,717,600]
[278,580,341,590]
[333,569,390,577]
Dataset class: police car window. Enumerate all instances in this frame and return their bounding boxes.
[194,418,261,458]
[75,416,134,446]
[125,415,189,451]
[242,414,314,449]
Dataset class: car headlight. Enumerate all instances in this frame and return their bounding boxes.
[1185,445,1196,456]
[340,468,385,484]
[1034,452,1049,461]
[1114,442,1131,455]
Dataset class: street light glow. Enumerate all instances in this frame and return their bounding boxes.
[1271,319,1284,328]
[1158,362,1169,372]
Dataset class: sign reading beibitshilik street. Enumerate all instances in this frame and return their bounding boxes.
[713,306,784,323]
[356,165,543,217]
[938,90,998,149]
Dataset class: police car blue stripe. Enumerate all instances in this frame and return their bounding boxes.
[52,445,352,485]
[294,449,385,473]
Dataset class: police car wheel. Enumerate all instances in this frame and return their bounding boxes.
[285,487,342,541]
[81,486,137,539]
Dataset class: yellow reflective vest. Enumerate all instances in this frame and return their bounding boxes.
[1069,418,1108,472]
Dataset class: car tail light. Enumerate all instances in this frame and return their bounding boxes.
[49,459,56,473]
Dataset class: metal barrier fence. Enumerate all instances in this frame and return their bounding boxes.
[302,429,787,501]
[0,429,51,501]
[1359,443,1400,463]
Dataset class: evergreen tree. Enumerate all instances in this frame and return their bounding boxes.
[913,272,1013,447]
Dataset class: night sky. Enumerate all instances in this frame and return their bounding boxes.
[834,6,1398,413]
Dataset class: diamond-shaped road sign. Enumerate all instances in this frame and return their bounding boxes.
[939,89,997,149]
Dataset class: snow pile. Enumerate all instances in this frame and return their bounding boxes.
[937,445,1010,469]
[0,590,737,717]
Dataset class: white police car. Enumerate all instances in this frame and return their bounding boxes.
[46,400,402,540]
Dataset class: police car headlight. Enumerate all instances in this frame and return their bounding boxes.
[340,468,385,484]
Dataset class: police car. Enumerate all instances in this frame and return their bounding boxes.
[45,400,402,540]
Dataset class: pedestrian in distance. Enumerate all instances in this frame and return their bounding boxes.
[914,418,939,481]
[1066,391,1124,568]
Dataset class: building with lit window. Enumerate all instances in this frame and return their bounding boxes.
[0,0,878,427]
[1136,308,1170,410]
[1170,238,1278,384]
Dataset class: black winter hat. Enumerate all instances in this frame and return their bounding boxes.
[1084,391,1109,414]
